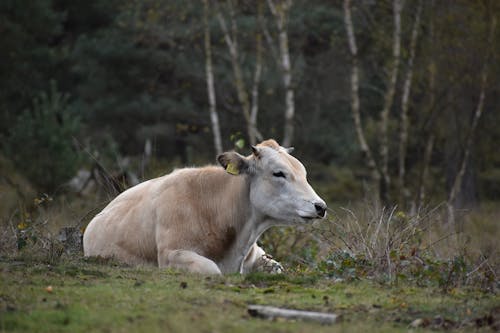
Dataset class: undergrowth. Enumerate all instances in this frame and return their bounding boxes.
[262,203,499,292]
[1,193,499,294]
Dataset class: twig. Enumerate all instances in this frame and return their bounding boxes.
[420,231,461,253]
[466,258,488,279]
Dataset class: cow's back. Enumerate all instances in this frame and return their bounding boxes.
[83,167,248,266]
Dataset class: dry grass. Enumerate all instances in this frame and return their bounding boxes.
[1,188,499,290]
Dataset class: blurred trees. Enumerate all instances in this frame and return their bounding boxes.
[0,0,498,209]
[4,82,81,192]
[0,0,63,133]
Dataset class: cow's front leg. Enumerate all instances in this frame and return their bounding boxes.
[242,244,284,274]
[158,248,222,275]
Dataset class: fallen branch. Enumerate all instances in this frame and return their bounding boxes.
[247,305,339,324]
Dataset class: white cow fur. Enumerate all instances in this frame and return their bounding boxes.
[83,139,326,274]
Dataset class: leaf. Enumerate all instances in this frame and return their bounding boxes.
[235,138,245,150]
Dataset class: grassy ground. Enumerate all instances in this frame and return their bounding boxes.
[1,256,498,333]
[1,185,499,332]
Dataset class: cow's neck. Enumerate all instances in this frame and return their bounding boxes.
[217,177,272,274]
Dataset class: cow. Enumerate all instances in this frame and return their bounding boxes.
[83,139,327,275]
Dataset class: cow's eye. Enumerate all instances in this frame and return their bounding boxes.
[273,171,286,179]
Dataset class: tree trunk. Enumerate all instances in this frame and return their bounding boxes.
[203,0,223,155]
[250,0,265,144]
[216,0,252,145]
[379,0,403,204]
[398,0,422,206]
[447,70,487,222]
[216,0,262,146]
[267,0,294,147]
[447,15,495,224]
[343,0,381,197]
[415,0,436,209]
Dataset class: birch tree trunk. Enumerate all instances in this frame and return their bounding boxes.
[216,0,262,146]
[416,0,436,209]
[260,17,280,67]
[203,0,223,155]
[398,0,422,206]
[447,72,486,224]
[250,0,264,144]
[447,16,496,224]
[267,0,294,147]
[379,0,403,204]
[343,0,380,193]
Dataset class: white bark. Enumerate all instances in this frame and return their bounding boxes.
[216,0,262,145]
[398,0,422,204]
[379,0,403,203]
[248,305,339,324]
[343,0,380,190]
[260,17,280,67]
[203,0,223,155]
[447,16,496,223]
[448,72,487,208]
[267,0,294,147]
[250,0,265,144]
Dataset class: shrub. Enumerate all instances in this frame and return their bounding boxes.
[315,204,497,290]
[5,81,82,192]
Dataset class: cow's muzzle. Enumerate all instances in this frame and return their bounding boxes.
[314,202,327,218]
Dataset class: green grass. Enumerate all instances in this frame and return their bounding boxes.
[0,257,497,332]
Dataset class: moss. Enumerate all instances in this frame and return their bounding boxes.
[0,258,497,333]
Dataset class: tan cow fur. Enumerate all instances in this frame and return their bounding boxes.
[83,139,326,274]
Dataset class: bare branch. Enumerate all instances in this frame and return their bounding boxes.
[447,15,496,222]
[215,0,256,144]
[343,0,380,189]
[248,305,339,324]
[259,8,280,67]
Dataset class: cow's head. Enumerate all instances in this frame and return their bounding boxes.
[218,139,327,224]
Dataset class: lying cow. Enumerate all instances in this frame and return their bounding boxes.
[83,139,327,274]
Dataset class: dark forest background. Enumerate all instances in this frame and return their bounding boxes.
[1,0,499,214]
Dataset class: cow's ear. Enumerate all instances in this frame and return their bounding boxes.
[251,145,261,158]
[217,152,249,176]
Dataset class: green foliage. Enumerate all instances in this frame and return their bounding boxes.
[0,0,499,204]
[318,251,371,281]
[0,0,63,133]
[259,226,319,268]
[5,82,82,192]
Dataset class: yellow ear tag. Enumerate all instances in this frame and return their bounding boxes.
[226,162,239,175]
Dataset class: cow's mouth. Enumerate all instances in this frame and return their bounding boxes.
[298,213,324,221]
[296,209,326,221]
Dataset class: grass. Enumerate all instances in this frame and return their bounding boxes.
[1,191,499,332]
[1,257,498,333]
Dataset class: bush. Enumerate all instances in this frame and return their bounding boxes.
[315,204,497,290]
[5,81,82,192]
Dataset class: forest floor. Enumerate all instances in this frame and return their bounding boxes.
[1,256,498,333]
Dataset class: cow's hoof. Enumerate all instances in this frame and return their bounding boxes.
[259,254,284,274]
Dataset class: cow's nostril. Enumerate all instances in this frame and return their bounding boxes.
[314,202,327,217]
